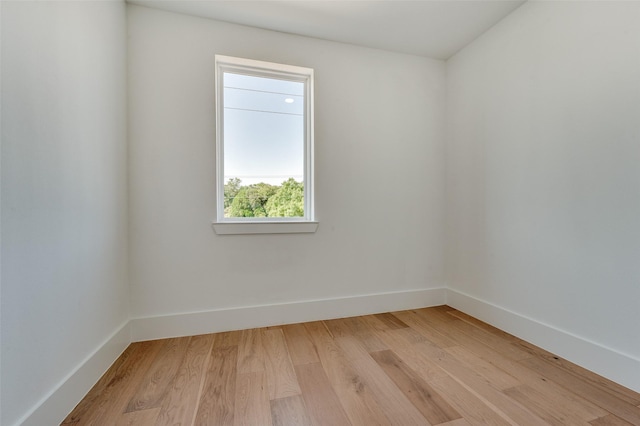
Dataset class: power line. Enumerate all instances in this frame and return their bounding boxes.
[224,85,303,98]
[224,106,303,117]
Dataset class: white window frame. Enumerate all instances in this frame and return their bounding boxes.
[212,55,317,235]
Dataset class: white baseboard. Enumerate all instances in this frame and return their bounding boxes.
[446,289,640,393]
[18,322,131,426]
[131,287,446,342]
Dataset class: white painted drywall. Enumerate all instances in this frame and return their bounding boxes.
[0,1,3,421]
[1,2,129,424]
[128,5,445,321]
[446,1,640,390]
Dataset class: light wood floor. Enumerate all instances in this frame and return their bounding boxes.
[63,306,640,425]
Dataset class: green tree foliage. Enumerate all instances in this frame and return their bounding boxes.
[224,178,304,218]
[228,182,278,217]
[266,178,304,217]
[223,177,242,215]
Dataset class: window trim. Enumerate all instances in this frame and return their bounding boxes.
[213,55,316,234]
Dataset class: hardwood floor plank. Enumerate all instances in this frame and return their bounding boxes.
[590,414,635,425]
[115,407,160,425]
[439,419,473,426]
[434,317,532,361]
[519,357,640,425]
[154,334,214,426]
[237,328,266,374]
[430,320,607,421]
[295,362,351,426]
[262,328,302,400]
[325,317,388,353]
[234,371,272,426]
[504,384,592,425]
[330,316,431,419]
[365,325,449,382]
[358,314,409,335]
[282,323,320,365]
[304,321,391,425]
[125,337,190,412]
[360,314,429,344]
[444,345,521,390]
[391,310,458,348]
[62,344,139,424]
[429,376,513,426]
[212,330,241,349]
[370,349,462,424]
[515,339,640,406]
[194,346,237,425]
[333,334,372,361]
[410,339,549,425]
[71,340,165,425]
[322,317,351,338]
[373,312,409,329]
[427,306,459,322]
[444,308,519,342]
[412,308,516,353]
[336,337,428,425]
[270,395,312,426]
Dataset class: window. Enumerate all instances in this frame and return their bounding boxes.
[213,56,317,235]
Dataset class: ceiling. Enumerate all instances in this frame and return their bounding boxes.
[128,0,526,60]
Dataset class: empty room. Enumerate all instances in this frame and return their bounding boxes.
[1,0,639,425]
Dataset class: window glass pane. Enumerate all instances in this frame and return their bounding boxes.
[223,72,305,218]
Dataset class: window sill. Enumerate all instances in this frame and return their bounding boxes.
[212,221,319,235]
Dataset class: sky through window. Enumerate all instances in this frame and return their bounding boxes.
[223,73,304,186]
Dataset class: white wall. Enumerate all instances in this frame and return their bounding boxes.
[446,1,640,391]
[128,6,446,330]
[1,2,130,424]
